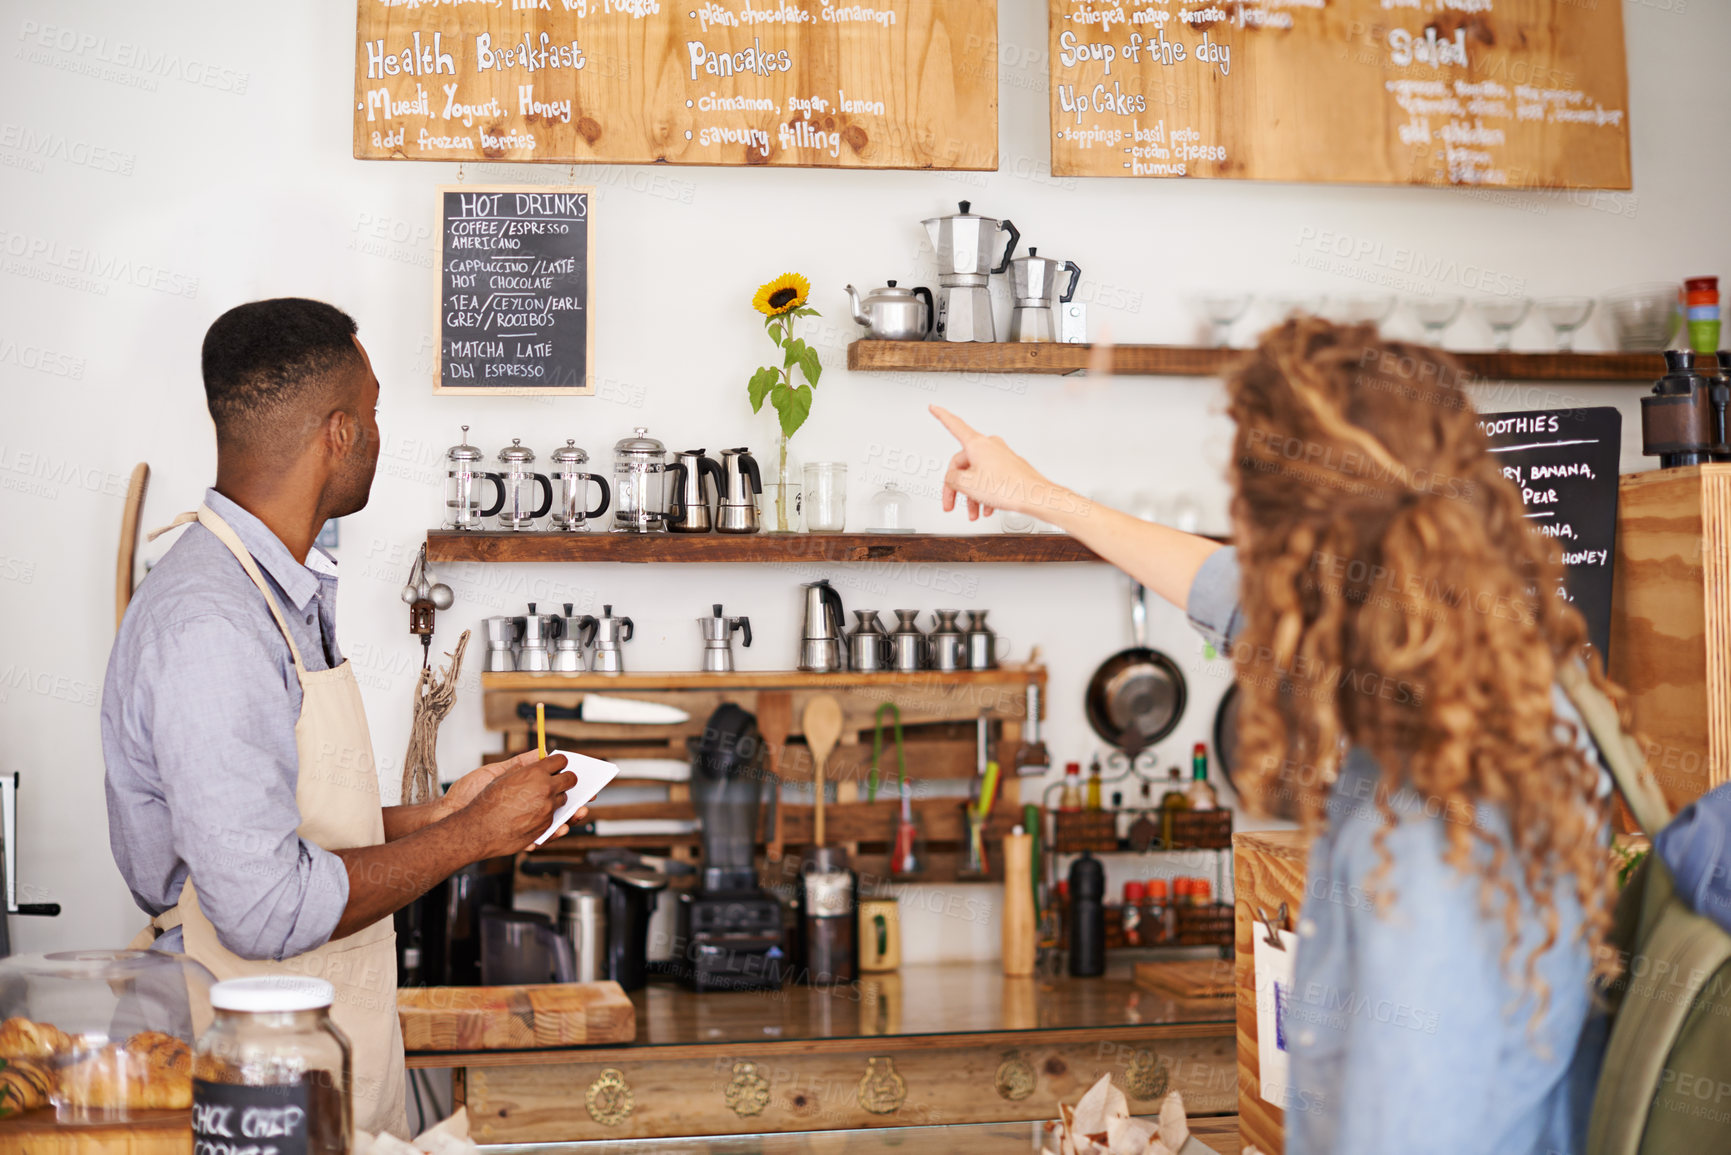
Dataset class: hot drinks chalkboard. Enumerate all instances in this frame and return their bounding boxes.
[1480,405,1622,661]
[436,185,593,395]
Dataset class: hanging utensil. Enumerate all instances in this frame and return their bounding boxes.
[803,695,845,848]
[1083,581,1188,753]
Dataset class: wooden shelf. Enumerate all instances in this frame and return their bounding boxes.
[846,339,1667,382]
[481,666,1044,692]
[428,530,1102,564]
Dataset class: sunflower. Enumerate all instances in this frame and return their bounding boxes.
[753,272,810,316]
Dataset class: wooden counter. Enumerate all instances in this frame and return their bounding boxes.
[481,1117,1245,1155]
[1232,830,1311,1155]
[413,959,1238,1143]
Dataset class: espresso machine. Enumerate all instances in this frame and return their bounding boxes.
[673,704,786,991]
[1642,350,1731,467]
[922,201,1018,343]
[1007,248,1082,343]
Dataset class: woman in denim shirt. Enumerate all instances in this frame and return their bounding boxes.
[931,319,1616,1154]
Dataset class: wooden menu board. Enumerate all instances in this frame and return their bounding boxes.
[354,2,996,170]
[436,185,594,395]
[1047,1,1630,188]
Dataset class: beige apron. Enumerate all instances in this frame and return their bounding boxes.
[130,505,408,1137]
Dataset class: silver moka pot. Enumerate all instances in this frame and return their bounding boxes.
[1007,248,1082,343]
[667,449,726,534]
[922,201,1018,343]
[717,448,763,534]
[516,602,563,673]
[591,604,634,674]
[698,603,752,673]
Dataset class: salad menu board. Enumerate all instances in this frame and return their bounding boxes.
[436,186,593,396]
[355,2,996,170]
[1481,406,1622,660]
[1047,1,1631,188]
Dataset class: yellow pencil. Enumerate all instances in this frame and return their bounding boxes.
[536,702,547,758]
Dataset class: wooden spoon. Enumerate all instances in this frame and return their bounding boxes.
[803,695,844,848]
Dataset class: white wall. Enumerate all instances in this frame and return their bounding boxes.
[2,1,1725,959]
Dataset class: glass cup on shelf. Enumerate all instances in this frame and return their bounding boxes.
[1538,296,1596,352]
[1408,295,1465,345]
[802,462,848,533]
[1323,293,1396,330]
[1187,292,1253,347]
[1471,296,1533,351]
[866,481,914,533]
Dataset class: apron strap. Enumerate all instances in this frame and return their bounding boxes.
[148,506,310,673]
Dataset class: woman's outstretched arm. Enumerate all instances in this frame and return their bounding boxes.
[930,405,1224,611]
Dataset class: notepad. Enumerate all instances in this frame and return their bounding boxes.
[536,749,619,846]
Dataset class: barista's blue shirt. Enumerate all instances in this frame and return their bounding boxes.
[1187,547,1607,1155]
[101,490,351,960]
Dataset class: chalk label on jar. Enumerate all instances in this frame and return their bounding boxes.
[193,1079,312,1155]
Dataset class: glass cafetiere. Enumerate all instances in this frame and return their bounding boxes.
[550,440,612,532]
[444,425,506,531]
[493,439,553,531]
[610,426,667,533]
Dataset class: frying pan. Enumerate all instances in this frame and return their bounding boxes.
[1213,683,1297,820]
[1084,582,1187,753]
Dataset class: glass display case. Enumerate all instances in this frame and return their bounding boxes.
[0,949,215,1124]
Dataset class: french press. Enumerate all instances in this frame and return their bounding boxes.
[494,440,554,531]
[549,440,612,532]
[611,427,668,534]
[443,425,506,531]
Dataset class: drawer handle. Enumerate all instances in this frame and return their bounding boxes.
[995,1052,1036,1101]
[586,1068,635,1126]
[726,1061,771,1117]
[858,1056,906,1114]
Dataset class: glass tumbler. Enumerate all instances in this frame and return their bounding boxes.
[803,462,848,533]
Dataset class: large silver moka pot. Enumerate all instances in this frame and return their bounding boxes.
[922,201,1018,343]
[797,579,847,672]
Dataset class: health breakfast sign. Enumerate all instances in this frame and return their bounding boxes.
[355,2,997,170]
[1480,406,1622,661]
[1048,0,1631,189]
[435,186,593,396]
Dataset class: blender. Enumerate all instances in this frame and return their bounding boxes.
[922,201,1019,343]
[673,704,786,991]
[1007,248,1082,343]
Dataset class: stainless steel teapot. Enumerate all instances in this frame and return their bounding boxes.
[846,281,935,341]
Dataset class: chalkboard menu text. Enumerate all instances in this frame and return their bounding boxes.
[436,185,593,396]
[1481,405,1622,659]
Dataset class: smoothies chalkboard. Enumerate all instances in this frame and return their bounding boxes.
[1480,405,1621,660]
[435,185,593,396]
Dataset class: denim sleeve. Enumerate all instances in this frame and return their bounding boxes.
[136,615,348,959]
[1185,546,1245,649]
[1655,783,1731,933]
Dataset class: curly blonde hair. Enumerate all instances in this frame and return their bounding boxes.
[1225,317,1619,1015]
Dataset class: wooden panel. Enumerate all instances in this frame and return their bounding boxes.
[354,4,995,169]
[399,983,635,1052]
[1047,1,1630,188]
[1134,959,1236,1001]
[847,341,1665,383]
[428,531,1101,564]
[461,1033,1235,1141]
[1608,466,1731,811]
[1233,830,1311,1155]
[0,1110,190,1154]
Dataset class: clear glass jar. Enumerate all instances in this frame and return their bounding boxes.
[865,481,914,533]
[193,977,351,1155]
[803,462,847,533]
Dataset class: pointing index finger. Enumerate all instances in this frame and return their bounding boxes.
[929,405,981,445]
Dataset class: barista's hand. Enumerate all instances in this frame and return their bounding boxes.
[455,752,579,859]
[436,749,541,820]
[931,406,1064,522]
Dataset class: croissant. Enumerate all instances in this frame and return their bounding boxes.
[0,1017,72,1060]
[0,1058,53,1118]
[59,1043,192,1110]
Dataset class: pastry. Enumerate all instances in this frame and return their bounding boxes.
[59,1042,192,1110]
[125,1030,191,1075]
[0,1017,72,1060]
[0,1057,53,1118]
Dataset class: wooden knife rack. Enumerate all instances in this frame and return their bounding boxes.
[482,666,1046,882]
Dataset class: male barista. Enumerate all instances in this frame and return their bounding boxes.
[101,298,578,1136]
